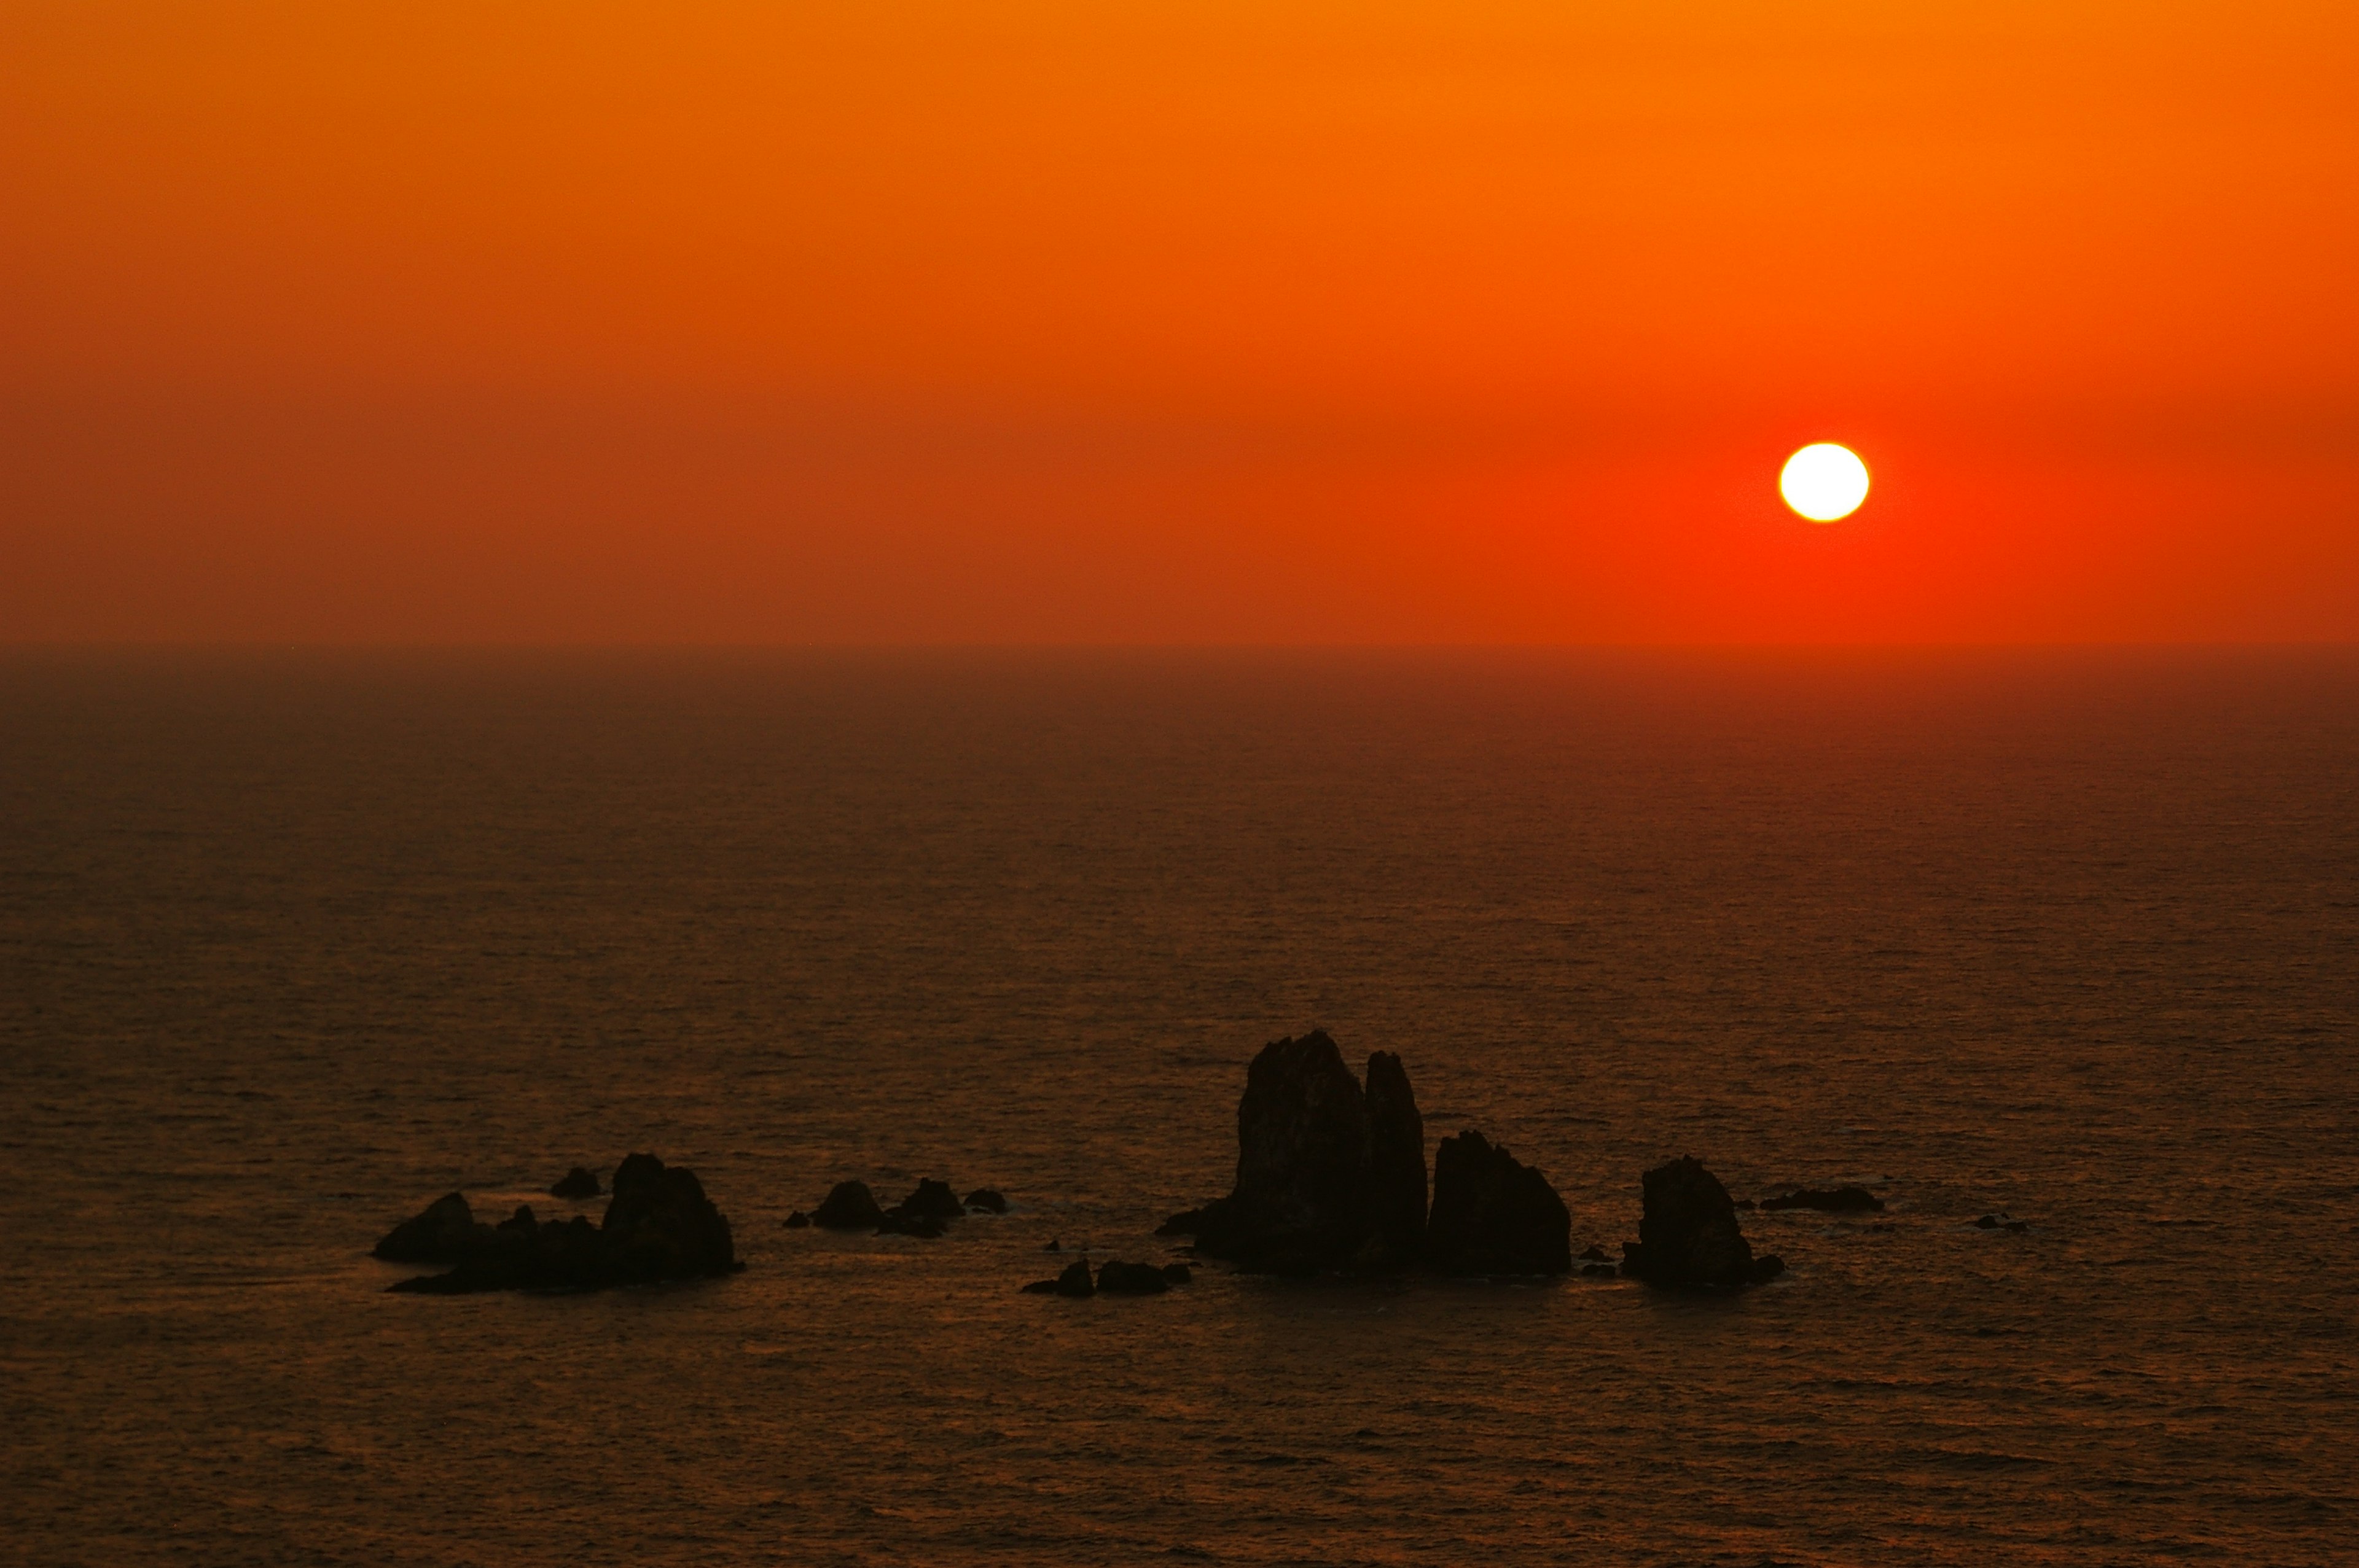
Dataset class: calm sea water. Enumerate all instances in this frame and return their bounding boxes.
[3,649,2355,1566]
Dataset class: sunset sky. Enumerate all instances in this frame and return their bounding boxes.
[4,1,2355,643]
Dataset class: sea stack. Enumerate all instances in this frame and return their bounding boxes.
[1619,1155,1784,1290]
[1159,1029,1429,1272]
[1423,1129,1572,1276]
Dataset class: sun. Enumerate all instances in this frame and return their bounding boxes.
[1779,443,1870,522]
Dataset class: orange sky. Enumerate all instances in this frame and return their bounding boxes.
[4,1,2355,642]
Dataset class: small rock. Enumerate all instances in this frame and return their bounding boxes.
[550,1167,601,1200]
[1097,1260,1172,1295]
[1160,1262,1192,1285]
[1760,1185,1885,1214]
[1043,1238,1062,1252]
[812,1181,886,1230]
[964,1188,1008,1214]
[874,1211,947,1239]
[2004,1221,2030,1234]
[1973,1214,2002,1230]
[1020,1278,1061,1295]
[1054,1258,1095,1298]
[1578,1244,1608,1262]
[898,1179,965,1222]
[783,1211,810,1229]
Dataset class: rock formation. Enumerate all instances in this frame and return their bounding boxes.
[1041,1258,1094,1297]
[1159,1029,1431,1273]
[1095,1260,1172,1295]
[812,1180,886,1230]
[377,1153,740,1295]
[1619,1155,1784,1290]
[1759,1185,1884,1214]
[550,1166,601,1200]
[1423,1129,1571,1276]
[1363,1050,1428,1266]
[371,1193,479,1264]
[799,1176,997,1238]
[894,1179,966,1222]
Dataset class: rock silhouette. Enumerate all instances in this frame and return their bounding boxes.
[1760,1185,1884,1214]
[1096,1260,1172,1295]
[1363,1050,1428,1266]
[381,1153,740,1295]
[1160,1030,1431,1273]
[372,1193,479,1265]
[1619,1155,1783,1290]
[812,1181,886,1230]
[964,1188,1008,1214]
[895,1179,965,1222]
[550,1166,601,1200]
[1423,1129,1571,1276]
[1055,1258,1095,1297]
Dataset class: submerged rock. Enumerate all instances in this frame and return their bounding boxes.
[550,1166,601,1200]
[1423,1129,1571,1276]
[812,1181,886,1230]
[1760,1185,1884,1214]
[383,1153,741,1295]
[1096,1260,1172,1295]
[1160,1030,1430,1273]
[1619,1155,1782,1291]
[874,1211,948,1239]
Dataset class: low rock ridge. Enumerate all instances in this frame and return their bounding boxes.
[373,1153,741,1295]
[1158,1030,1571,1277]
[791,1176,1008,1238]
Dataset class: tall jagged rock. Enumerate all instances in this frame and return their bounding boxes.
[1160,1030,1427,1273]
[1423,1129,1571,1276]
[1620,1155,1783,1290]
[1363,1050,1428,1265]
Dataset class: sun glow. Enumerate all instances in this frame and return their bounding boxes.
[1780,444,1870,522]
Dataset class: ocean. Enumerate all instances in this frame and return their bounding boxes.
[2,649,2353,1565]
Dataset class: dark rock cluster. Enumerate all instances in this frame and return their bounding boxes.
[1022,1258,1192,1297]
[1159,1030,1571,1277]
[375,1153,740,1295]
[800,1176,1007,1239]
[1619,1155,1785,1290]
